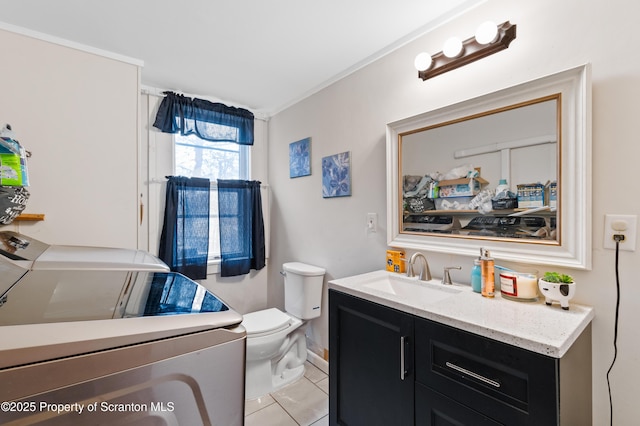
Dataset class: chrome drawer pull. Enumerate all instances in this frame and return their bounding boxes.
[400,336,407,380]
[445,362,501,388]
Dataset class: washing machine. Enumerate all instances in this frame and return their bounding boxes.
[0,231,246,425]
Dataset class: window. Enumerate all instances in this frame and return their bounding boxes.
[174,132,250,261]
[175,132,249,180]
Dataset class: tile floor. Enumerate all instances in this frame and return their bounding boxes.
[244,361,329,426]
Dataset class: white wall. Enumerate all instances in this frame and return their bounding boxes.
[0,28,140,248]
[268,0,640,423]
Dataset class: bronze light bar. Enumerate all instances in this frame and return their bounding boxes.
[418,21,517,81]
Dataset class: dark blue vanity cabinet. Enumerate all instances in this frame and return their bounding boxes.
[329,289,592,426]
[329,289,414,426]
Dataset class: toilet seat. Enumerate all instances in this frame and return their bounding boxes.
[243,308,292,338]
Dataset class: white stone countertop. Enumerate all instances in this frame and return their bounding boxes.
[329,270,594,358]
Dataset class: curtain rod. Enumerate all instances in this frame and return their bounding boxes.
[148,178,269,189]
[140,85,269,121]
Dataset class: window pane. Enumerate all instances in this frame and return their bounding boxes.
[175,133,241,180]
[174,133,249,261]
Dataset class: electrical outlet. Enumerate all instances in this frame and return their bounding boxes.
[603,214,637,251]
[366,213,378,235]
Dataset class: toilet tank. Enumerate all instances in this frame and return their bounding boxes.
[283,262,325,320]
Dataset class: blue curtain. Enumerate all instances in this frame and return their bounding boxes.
[217,180,265,277]
[159,176,210,280]
[152,91,254,145]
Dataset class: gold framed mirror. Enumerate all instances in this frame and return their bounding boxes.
[386,65,591,269]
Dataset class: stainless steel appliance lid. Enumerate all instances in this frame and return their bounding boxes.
[0,231,49,261]
[33,245,169,271]
[0,231,169,271]
[0,231,169,300]
[0,262,26,299]
[0,271,236,326]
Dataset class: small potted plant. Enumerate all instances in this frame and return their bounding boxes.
[538,272,576,310]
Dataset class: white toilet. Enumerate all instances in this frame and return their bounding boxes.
[242,262,325,400]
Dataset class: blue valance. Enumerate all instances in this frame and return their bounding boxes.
[153,91,254,145]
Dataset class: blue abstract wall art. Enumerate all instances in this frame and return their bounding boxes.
[289,137,311,178]
[322,151,351,198]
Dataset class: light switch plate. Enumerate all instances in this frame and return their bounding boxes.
[366,213,377,235]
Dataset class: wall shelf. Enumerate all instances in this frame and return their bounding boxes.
[404,207,555,217]
[14,213,45,221]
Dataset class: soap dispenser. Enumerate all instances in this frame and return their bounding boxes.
[471,258,481,293]
[480,248,495,298]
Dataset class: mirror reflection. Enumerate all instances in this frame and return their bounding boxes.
[399,95,559,244]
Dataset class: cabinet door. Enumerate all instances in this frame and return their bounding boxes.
[329,290,414,426]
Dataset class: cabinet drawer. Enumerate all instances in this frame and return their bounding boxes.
[415,382,502,426]
[415,318,557,425]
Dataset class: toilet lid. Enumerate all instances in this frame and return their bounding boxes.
[283,262,326,276]
[242,308,292,336]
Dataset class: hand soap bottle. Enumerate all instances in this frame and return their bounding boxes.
[480,248,495,298]
[471,259,481,293]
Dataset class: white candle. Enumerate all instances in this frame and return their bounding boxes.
[500,271,539,300]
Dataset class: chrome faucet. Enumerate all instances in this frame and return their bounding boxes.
[442,266,462,285]
[406,252,432,281]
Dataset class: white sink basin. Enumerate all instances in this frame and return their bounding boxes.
[355,271,462,303]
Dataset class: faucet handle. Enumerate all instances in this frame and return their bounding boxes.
[399,258,413,278]
[442,266,462,285]
[404,259,415,278]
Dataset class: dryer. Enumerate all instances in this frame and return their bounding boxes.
[0,232,245,425]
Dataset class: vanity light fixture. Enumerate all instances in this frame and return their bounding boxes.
[442,37,464,58]
[413,52,433,72]
[415,21,516,81]
[475,21,499,45]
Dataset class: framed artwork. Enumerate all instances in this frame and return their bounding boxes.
[289,137,311,178]
[322,151,351,198]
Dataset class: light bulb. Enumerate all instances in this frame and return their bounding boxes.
[414,52,433,71]
[443,37,463,58]
[475,21,498,45]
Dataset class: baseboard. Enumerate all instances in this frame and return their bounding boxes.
[307,349,328,375]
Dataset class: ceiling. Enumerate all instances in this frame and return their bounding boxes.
[0,0,484,117]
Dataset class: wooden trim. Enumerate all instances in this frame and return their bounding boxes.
[14,213,45,221]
